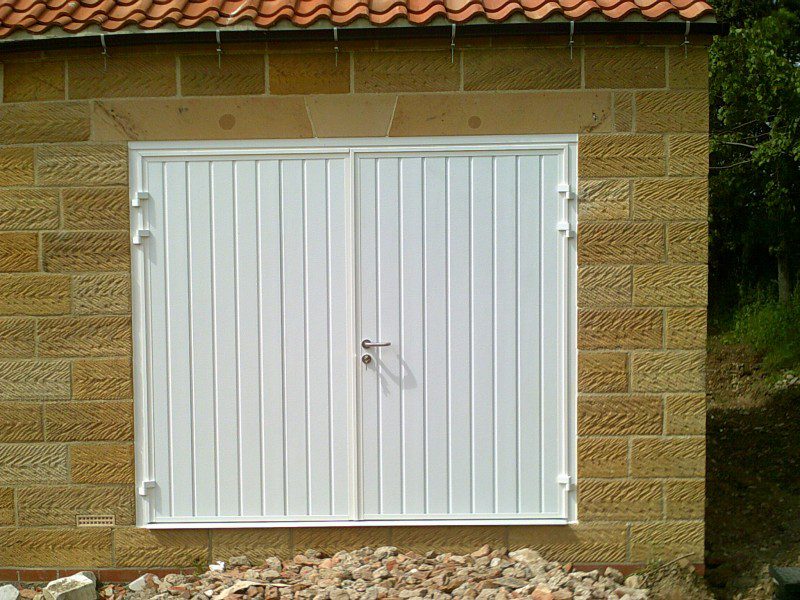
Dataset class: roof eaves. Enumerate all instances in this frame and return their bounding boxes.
[0,12,719,48]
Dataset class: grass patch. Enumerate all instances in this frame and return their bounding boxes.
[722,289,800,372]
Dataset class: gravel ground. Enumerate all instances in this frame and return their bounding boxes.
[109,546,651,600]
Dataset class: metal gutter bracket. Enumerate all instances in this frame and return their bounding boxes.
[568,21,575,60]
[100,33,108,71]
[682,20,690,57]
[333,27,339,66]
[451,24,456,64]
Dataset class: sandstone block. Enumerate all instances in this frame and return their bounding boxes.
[0,488,12,524]
[0,360,70,400]
[632,350,705,392]
[0,148,35,186]
[463,48,579,90]
[579,135,665,177]
[0,102,90,144]
[305,94,396,137]
[43,571,96,600]
[68,54,176,99]
[614,91,633,132]
[665,393,706,435]
[668,134,708,176]
[579,308,662,350]
[635,91,708,133]
[0,401,43,443]
[72,359,132,400]
[669,47,709,90]
[578,179,629,221]
[43,232,129,273]
[392,526,504,555]
[0,318,35,358]
[630,437,704,477]
[44,401,133,442]
[269,53,349,95]
[629,521,704,562]
[37,316,131,358]
[585,47,666,89]
[633,178,707,221]
[0,443,68,485]
[70,443,134,484]
[578,266,632,308]
[633,265,707,307]
[61,187,129,230]
[508,524,627,563]
[72,273,131,315]
[36,145,127,186]
[578,437,628,478]
[296,527,393,555]
[17,485,134,526]
[666,308,707,349]
[578,352,628,393]
[664,479,705,518]
[211,529,292,562]
[0,585,18,600]
[113,528,208,567]
[579,222,664,264]
[0,189,60,231]
[0,527,112,567]
[0,274,71,315]
[355,51,459,93]
[668,221,708,263]
[0,233,38,273]
[578,394,662,435]
[578,479,661,520]
[180,54,265,96]
[390,91,612,136]
[3,60,65,102]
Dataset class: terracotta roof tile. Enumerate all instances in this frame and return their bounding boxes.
[0,0,714,37]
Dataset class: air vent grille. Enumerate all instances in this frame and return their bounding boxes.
[76,515,115,527]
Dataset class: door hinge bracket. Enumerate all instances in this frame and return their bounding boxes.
[557,220,574,238]
[133,229,150,245]
[557,183,573,199]
[138,480,156,496]
[557,473,575,491]
[132,191,150,208]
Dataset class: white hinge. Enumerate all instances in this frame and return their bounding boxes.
[557,220,575,238]
[138,480,156,496]
[557,183,573,199]
[557,473,576,491]
[132,191,150,208]
[133,229,150,245]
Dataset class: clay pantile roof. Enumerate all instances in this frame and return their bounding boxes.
[0,0,714,38]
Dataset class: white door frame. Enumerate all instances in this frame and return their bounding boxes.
[129,135,578,529]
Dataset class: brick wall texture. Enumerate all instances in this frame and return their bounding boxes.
[0,33,708,572]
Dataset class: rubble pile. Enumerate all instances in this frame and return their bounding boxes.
[127,546,648,600]
[7,546,652,600]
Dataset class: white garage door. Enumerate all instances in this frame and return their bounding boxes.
[130,137,577,527]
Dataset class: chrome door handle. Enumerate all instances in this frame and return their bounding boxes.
[362,339,391,349]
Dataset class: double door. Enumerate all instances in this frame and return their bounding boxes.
[131,138,576,526]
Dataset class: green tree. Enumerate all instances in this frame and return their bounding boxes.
[709,0,800,307]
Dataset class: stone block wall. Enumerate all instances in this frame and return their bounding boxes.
[0,33,708,577]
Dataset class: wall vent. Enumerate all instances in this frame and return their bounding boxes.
[76,515,115,527]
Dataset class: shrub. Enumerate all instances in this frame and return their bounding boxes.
[724,288,800,372]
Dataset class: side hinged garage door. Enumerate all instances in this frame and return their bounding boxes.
[130,137,577,527]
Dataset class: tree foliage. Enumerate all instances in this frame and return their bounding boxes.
[709,0,800,313]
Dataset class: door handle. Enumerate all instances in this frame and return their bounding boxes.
[362,339,391,349]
